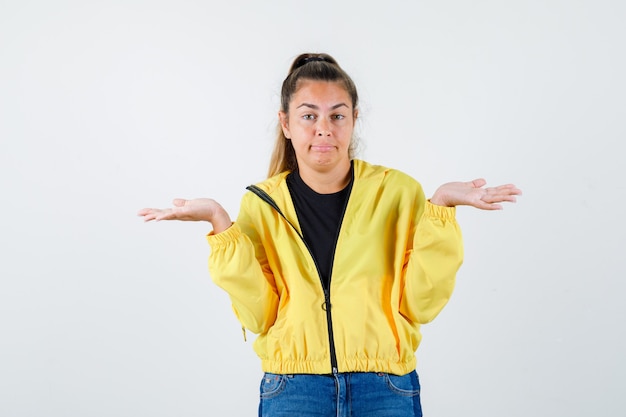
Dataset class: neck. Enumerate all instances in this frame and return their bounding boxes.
[298,160,352,194]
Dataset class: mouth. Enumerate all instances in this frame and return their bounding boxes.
[310,145,335,152]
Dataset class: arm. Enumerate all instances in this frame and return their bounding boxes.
[138,196,279,334]
[399,178,521,324]
[400,201,463,324]
[207,194,279,334]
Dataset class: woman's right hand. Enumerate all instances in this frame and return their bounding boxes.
[137,198,232,233]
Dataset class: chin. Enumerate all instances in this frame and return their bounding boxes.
[313,156,337,166]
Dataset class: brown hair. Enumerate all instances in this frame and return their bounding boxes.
[267,53,359,177]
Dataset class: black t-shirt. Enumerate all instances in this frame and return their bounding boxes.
[286,166,353,289]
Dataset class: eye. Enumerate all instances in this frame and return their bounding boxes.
[302,114,316,120]
[332,114,345,120]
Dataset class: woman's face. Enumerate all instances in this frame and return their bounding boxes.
[280,80,357,175]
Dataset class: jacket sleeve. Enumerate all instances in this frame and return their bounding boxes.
[399,201,464,324]
[206,195,279,334]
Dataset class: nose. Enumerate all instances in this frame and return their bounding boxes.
[316,120,331,136]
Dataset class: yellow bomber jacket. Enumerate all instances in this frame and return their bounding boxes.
[207,159,463,375]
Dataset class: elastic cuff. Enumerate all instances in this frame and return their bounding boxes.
[425,200,456,220]
[206,222,239,246]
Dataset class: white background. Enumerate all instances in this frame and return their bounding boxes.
[1,1,624,416]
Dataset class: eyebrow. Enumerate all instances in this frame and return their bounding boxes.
[296,102,350,110]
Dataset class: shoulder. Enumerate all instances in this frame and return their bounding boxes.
[352,160,426,215]
[250,171,290,193]
[353,159,422,191]
[240,171,291,208]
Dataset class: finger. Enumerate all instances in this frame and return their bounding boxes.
[155,210,177,221]
[495,184,523,195]
[482,193,518,204]
[142,213,157,222]
[470,178,487,188]
[484,203,503,210]
[475,202,502,210]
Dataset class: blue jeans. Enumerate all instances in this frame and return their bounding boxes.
[259,371,422,417]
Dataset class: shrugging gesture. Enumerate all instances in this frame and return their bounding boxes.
[137,51,523,416]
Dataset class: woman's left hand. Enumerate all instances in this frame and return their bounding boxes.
[430,179,522,210]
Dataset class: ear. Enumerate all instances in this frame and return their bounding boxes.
[353,109,359,126]
[279,111,291,139]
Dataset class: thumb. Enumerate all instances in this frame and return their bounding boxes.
[470,178,487,188]
[172,198,187,207]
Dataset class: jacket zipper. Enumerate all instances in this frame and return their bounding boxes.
[321,179,353,374]
[246,184,351,374]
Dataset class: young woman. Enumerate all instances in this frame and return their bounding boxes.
[138,53,521,417]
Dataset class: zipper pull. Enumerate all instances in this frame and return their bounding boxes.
[321,292,331,311]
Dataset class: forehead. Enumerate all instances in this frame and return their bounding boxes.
[291,80,352,107]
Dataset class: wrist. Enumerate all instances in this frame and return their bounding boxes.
[430,189,450,207]
[210,209,232,234]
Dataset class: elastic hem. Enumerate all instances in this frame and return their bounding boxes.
[206,222,239,246]
[261,357,416,376]
[424,200,456,220]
